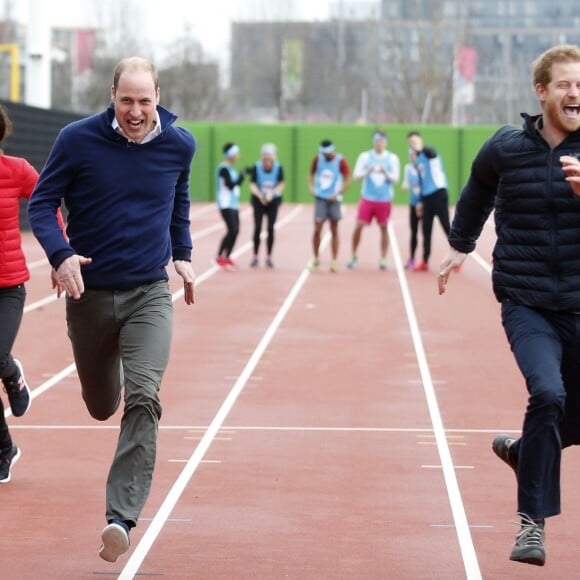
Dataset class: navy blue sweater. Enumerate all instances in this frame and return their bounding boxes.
[28,104,196,290]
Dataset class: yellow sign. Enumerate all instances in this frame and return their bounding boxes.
[0,44,20,102]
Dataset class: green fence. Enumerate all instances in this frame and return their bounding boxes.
[180,122,501,204]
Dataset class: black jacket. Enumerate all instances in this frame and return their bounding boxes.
[449,113,580,311]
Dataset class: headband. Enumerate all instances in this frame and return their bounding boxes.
[261,144,276,156]
[319,143,335,155]
[224,144,240,158]
[373,131,387,142]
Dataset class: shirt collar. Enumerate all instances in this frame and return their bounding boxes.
[112,110,162,144]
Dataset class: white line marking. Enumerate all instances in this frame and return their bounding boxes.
[27,258,50,270]
[471,251,492,275]
[388,222,482,580]
[3,363,77,420]
[20,207,256,316]
[7,424,522,435]
[8,207,304,420]
[23,293,60,313]
[118,228,323,579]
[421,465,475,470]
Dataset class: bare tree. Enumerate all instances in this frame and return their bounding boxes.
[159,31,225,120]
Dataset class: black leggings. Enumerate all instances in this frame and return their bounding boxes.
[421,189,450,263]
[252,196,281,256]
[409,205,420,260]
[218,209,240,258]
[0,284,26,450]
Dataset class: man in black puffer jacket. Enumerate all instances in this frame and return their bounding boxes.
[439,44,580,567]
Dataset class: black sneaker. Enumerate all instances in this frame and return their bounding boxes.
[492,434,518,475]
[0,445,21,484]
[510,513,545,566]
[3,359,31,417]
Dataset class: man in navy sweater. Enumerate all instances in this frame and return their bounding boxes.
[28,56,196,563]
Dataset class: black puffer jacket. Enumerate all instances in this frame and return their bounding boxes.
[449,113,580,311]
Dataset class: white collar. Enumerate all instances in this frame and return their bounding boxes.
[112,110,162,144]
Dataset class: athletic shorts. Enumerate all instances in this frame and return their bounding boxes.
[356,198,392,226]
[314,197,342,222]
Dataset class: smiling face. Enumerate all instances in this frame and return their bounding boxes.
[535,60,580,141]
[111,68,160,143]
[261,152,275,169]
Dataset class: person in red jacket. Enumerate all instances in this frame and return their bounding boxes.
[0,104,36,483]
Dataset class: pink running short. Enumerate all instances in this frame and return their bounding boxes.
[356,198,392,226]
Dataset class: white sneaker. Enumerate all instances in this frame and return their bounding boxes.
[99,521,130,562]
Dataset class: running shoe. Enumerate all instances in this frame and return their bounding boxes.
[265,257,274,268]
[379,258,388,270]
[492,434,519,476]
[404,258,415,270]
[3,359,31,417]
[99,519,130,562]
[413,261,428,272]
[330,260,339,273]
[213,256,228,269]
[510,513,545,566]
[0,445,21,484]
[347,255,357,269]
[308,258,319,272]
[225,257,238,271]
[250,256,259,268]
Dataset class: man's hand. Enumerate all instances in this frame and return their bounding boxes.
[174,260,195,305]
[561,155,580,197]
[56,254,92,299]
[416,202,424,218]
[438,248,468,295]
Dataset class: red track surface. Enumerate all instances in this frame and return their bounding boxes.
[3,203,579,579]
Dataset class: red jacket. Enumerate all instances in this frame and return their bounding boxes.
[0,154,39,287]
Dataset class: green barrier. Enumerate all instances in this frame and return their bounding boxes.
[179,122,500,204]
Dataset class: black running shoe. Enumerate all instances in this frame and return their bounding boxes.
[0,445,21,483]
[492,434,519,475]
[510,512,545,566]
[3,359,31,417]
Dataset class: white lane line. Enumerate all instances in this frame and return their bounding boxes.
[20,207,256,315]
[118,228,325,580]
[8,424,522,434]
[388,222,482,580]
[3,363,77,420]
[23,293,61,313]
[172,205,304,301]
[23,205,218,272]
[27,258,50,270]
[471,251,492,275]
[7,206,305,420]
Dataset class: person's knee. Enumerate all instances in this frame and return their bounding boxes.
[86,403,118,422]
[529,380,566,413]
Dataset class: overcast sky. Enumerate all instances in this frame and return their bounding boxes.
[4,0,335,62]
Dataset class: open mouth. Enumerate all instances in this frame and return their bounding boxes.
[563,104,580,119]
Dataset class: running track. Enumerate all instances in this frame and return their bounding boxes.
[3,203,579,579]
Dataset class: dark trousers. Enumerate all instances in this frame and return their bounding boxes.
[409,205,420,260]
[501,300,580,519]
[252,196,281,256]
[0,284,26,451]
[218,208,240,257]
[420,189,450,263]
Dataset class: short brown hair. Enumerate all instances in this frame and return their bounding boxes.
[112,56,158,91]
[0,103,13,144]
[531,44,580,87]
